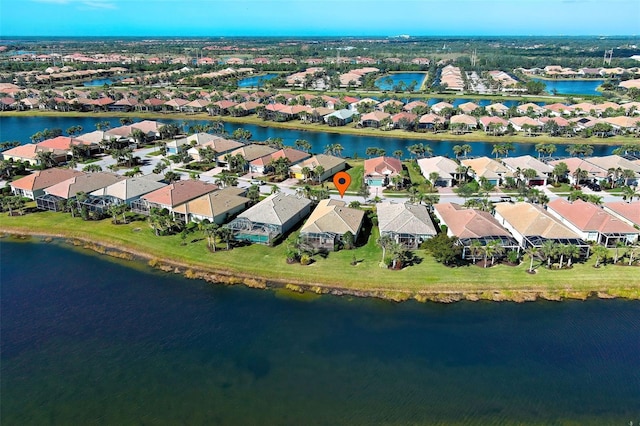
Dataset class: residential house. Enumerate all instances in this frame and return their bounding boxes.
[433,202,519,260]
[10,168,85,200]
[378,202,437,249]
[417,156,460,187]
[508,116,543,132]
[360,111,391,128]
[548,158,607,184]
[493,202,589,255]
[187,137,244,162]
[364,156,403,187]
[172,187,249,225]
[501,155,554,186]
[479,116,509,134]
[461,157,509,186]
[36,172,125,211]
[130,180,219,216]
[431,101,454,115]
[584,155,640,186]
[486,103,509,116]
[289,154,346,182]
[1,143,67,165]
[249,148,310,175]
[323,109,355,126]
[417,113,444,131]
[224,144,277,170]
[226,193,312,245]
[603,201,640,228]
[88,175,166,212]
[547,199,638,246]
[299,199,365,251]
[449,114,478,132]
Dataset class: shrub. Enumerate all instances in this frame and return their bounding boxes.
[300,254,312,265]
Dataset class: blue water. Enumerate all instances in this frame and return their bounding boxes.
[1,240,639,425]
[375,73,427,91]
[0,116,617,159]
[531,78,604,96]
[237,73,279,88]
[83,78,118,87]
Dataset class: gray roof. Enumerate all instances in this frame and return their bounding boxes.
[238,193,311,226]
[377,202,437,236]
[91,175,167,200]
[325,109,356,120]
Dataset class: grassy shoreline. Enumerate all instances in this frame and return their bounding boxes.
[1,213,639,303]
[2,110,636,146]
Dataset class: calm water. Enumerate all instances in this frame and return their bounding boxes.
[531,78,604,96]
[0,116,617,159]
[1,241,639,425]
[375,73,427,91]
[83,78,118,87]
[237,73,279,88]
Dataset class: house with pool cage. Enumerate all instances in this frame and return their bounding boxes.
[226,193,312,245]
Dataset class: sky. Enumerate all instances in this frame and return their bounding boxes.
[1,0,639,37]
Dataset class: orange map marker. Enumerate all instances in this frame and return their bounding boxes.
[333,171,351,198]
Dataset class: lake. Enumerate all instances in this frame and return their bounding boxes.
[83,78,118,87]
[0,116,617,160]
[375,73,427,91]
[1,240,639,425]
[531,78,604,96]
[237,73,279,88]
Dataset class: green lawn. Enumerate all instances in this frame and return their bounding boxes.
[549,183,572,193]
[2,211,638,300]
[405,162,431,192]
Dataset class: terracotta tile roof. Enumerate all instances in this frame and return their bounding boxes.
[434,203,512,239]
[603,201,640,227]
[548,158,607,179]
[38,136,92,150]
[391,111,418,123]
[418,113,443,124]
[10,168,85,191]
[142,180,219,208]
[548,199,638,234]
[501,155,553,175]
[479,116,508,127]
[360,111,390,122]
[584,155,640,173]
[364,156,402,177]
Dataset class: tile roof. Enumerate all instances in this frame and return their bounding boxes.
[603,201,640,226]
[434,203,512,239]
[173,187,249,218]
[417,156,459,180]
[494,202,580,239]
[364,156,403,177]
[45,172,125,199]
[301,199,365,235]
[238,193,312,226]
[378,202,437,236]
[91,175,167,201]
[141,180,219,207]
[547,199,638,234]
[10,168,85,191]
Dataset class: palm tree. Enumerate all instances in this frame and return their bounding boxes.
[470,240,483,264]
[314,165,325,183]
[621,185,640,203]
[203,222,219,251]
[218,227,234,251]
[592,245,608,268]
[540,240,556,268]
[565,244,580,268]
[452,145,464,159]
[613,241,626,264]
[525,247,539,273]
[377,235,393,265]
[393,150,404,160]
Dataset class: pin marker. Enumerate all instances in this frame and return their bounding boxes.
[333,171,351,198]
